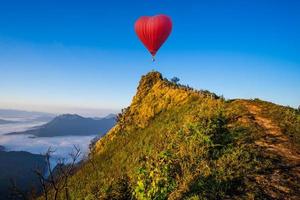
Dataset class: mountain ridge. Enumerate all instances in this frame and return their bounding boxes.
[95,71,221,153]
[42,71,300,200]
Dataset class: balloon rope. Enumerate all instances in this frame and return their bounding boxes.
[152,56,155,62]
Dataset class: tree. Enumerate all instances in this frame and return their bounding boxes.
[34,146,81,200]
[171,77,180,84]
[297,105,300,113]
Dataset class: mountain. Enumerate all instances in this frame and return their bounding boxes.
[0,150,47,200]
[42,72,300,200]
[104,113,116,119]
[6,114,116,137]
[0,119,17,124]
[94,113,116,120]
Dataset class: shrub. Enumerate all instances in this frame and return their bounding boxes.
[133,151,177,200]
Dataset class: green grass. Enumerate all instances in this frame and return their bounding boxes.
[43,72,300,200]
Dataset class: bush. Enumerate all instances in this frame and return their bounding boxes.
[133,152,177,200]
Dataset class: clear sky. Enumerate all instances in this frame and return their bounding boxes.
[0,0,299,116]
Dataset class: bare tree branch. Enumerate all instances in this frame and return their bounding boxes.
[30,146,81,200]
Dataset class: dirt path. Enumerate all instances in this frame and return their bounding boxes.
[242,102,300,199]
[246,104,300,163]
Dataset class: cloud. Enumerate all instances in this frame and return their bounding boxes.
[0,134,95,158]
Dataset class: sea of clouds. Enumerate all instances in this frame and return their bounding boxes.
[0,118,95,161]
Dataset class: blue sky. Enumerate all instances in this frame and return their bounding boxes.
[0,0,299,116]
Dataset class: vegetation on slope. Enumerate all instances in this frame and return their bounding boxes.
[43,72,299,200]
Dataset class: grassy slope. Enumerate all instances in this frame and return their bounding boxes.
[49,72,299,200]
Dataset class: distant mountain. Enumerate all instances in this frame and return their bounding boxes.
[93,113,116,120]
[6,114,116,137]
[0,150,47,200]
[0,145,5,151]
[104,113,116,119]
[0,119,17,124]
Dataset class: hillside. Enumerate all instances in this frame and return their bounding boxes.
[0,150,47,200]
[44,72,300,200]
[6,114,115,137]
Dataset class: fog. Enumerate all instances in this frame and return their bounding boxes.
[0,121,47,134]
[0,118,96,160]
[0,134,95,157]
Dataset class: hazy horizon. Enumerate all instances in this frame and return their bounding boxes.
[0,105,119,118]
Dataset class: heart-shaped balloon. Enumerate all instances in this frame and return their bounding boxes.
[135,14,172,60]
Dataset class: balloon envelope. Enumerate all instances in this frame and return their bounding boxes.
[135,14,172,58]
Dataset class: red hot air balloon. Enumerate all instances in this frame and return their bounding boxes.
[135,14,172,61]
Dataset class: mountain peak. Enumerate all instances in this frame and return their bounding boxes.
[55,114,83,120]
[139,71,163,87]
[104,113,116,119]
[121,71,218,131]
[135,71,163,99]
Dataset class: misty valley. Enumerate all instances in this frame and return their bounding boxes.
[0,109,116,199]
